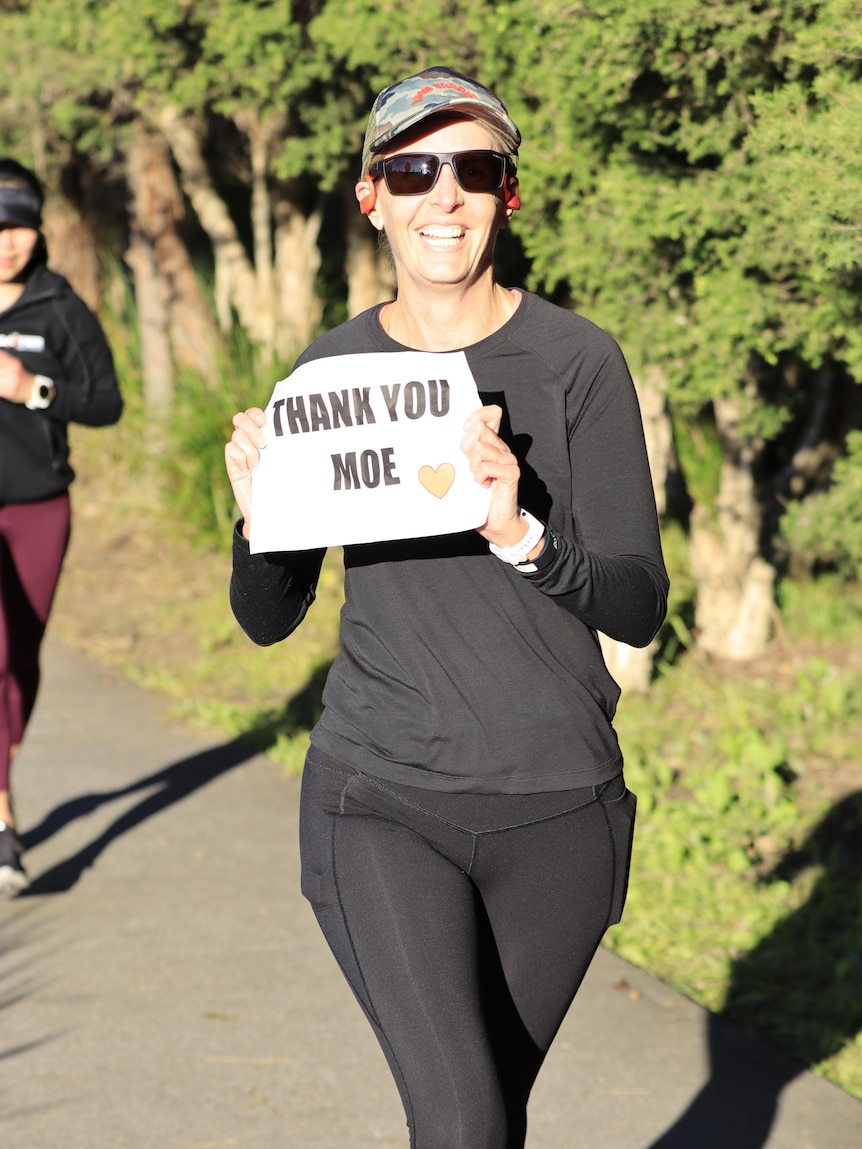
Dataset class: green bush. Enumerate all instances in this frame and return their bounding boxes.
[779,430,862,581]
[162,334,294,550]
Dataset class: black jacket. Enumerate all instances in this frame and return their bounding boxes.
[0,263,122,505]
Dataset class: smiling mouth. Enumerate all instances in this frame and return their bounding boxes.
[419,225,466,245]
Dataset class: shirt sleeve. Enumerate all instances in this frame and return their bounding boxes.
[230,522,327,646]
[521,340,669,648]
[46,293,123,428]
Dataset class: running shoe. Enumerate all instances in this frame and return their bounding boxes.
[0,821,29,893]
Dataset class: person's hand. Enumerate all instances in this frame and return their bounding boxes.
[461,405,527,548]
[0,351,34,404]
[225,407,267,540]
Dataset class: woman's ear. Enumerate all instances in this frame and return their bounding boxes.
[355,180,379,221]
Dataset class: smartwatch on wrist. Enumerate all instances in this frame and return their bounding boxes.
[488,508,546,566]
[25,375,54,410]
[513,527,560,574]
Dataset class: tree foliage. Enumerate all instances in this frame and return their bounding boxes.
[1,0,860,645]
[491,0,861,431]
[780,430,862,579]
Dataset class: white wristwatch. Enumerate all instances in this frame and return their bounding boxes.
[25,374,54,410]
[488,508,546,566]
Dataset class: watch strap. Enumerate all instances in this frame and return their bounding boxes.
[488,508,546,566]
[513,527,560,574]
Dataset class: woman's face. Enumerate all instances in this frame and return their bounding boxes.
[0,222,39,283]
[359,118,510,295]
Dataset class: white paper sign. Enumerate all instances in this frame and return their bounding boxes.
[249,350,492,552]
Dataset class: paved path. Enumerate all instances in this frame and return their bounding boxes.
[2,637,861,1149]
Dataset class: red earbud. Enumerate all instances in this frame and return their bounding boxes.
[358,184,377,215]
[504,176,521,212]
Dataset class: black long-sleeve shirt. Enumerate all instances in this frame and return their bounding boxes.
[231,292,668,793]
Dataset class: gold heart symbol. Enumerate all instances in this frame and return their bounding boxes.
[418,463,456,499]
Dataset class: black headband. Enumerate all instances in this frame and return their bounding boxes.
[0,185,42,228]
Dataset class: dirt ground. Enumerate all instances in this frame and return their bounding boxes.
[49,449,235,691]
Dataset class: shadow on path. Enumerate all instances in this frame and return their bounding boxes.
[647,789,862,1147]
[17,736,264,896]
[13,655,334,898]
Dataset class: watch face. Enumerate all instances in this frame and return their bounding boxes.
[37,383,50,400]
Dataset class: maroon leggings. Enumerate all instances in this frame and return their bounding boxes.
[0,493,71,790]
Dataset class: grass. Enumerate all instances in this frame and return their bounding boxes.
[608,644,862,1096]
[54,358,862,1101]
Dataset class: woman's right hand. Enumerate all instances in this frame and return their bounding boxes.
[225,407,267,540]
[0,351,35,403]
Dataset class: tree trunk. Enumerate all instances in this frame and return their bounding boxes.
[157,105,260,342]
[126,122,221,392]
[214,248,233,333]
[272,179,323,360]
[125,229,173,420]
[345,199,395,318]
[689,396,774,661]
[125,127,174,420]
[599,368,671,693]
[38,151,102,311]
[43,202,101,313]
[236,110,276,363]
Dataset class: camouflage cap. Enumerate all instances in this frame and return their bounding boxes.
[360,66,521,176]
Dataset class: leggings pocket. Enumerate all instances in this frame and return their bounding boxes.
[299,749,356,909]
[298,752,382,1023]
[600,778,637,926]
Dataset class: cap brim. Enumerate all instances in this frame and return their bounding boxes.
[0,209,40,228]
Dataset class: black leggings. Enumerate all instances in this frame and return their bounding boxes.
[299,746,636,1149]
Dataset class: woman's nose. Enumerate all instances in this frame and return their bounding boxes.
[430,162,463,208]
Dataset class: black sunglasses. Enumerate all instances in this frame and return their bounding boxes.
[369,150,510,196]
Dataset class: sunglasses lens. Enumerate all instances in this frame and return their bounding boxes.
[380,152,507,195]
[452,151,506,192]
[384,154,439,194]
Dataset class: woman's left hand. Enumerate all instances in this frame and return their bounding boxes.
[461,405,526,548]
[0,351,34,404]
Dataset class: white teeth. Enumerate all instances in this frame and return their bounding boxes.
[420,226,465,239]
